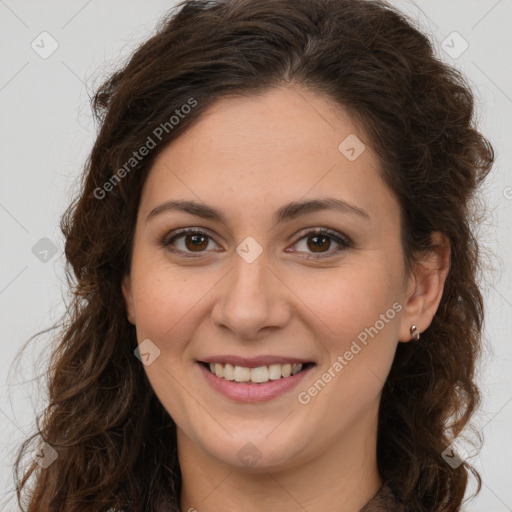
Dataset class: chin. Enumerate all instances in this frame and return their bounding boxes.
[197,432,308,472]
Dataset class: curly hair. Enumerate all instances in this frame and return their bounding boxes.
[11,0,494,510]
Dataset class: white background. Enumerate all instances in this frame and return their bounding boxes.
[1,1,511,510]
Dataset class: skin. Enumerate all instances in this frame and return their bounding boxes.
[122,85,450,512]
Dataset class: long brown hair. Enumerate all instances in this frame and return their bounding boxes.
[11,0,494,510]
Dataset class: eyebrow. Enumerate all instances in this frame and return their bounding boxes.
[145,197,370,225]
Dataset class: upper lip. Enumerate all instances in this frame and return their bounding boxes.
[198,355,314,368]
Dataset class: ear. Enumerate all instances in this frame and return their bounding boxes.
[122,273,136,325]
[398,231,451,342]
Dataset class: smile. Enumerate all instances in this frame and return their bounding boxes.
[207,362,309,383]
[197,361,315,402]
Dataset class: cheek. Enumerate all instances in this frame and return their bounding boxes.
[130,249,209,343]
[128,261,202,421]
[306,259,402,407]
[297,264,401,435]
[310,259,402,346]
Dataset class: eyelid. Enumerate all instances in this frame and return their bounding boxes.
[161,227,221,256]
[286,227,352,257]
[161,226,352,258]
[291,227,351,246]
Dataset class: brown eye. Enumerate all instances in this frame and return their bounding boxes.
[163,229,218,257]
[184,233,209,251]
[291,228,352,258]
[163,227,351,259]
[306,234,332,253]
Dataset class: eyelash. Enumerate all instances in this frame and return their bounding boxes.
[161,227,352,259]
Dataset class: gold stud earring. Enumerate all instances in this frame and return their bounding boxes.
[410,325,420,341]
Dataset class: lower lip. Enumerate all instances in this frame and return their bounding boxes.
[198,363,314,403]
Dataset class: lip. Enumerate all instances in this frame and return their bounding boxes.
[198,355,313,368]
[198,362,314,403]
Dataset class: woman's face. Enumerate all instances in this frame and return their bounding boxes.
[122,86,420,472]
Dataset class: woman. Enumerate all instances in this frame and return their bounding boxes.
[13,0,494,510]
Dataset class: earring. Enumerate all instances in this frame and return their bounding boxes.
[410,325,420,341]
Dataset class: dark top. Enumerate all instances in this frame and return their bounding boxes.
[360,481,405,511]
[109,481,405,511]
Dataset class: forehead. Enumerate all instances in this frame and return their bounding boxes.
[140,86,398,230]
[168,86,364,166]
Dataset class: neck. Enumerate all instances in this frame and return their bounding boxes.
[177,407,382,512]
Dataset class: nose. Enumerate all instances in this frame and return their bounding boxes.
[210,248,290,340]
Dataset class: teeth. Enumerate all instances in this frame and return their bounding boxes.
[223,363,235,380]
[234,365,250,382]
[268,364,282,380]
[208,362,305,383]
